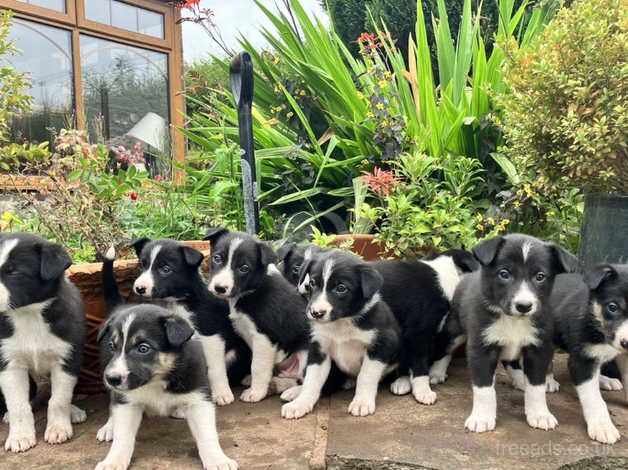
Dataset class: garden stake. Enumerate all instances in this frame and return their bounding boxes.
[230,51,259,235]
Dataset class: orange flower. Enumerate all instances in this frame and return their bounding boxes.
[361,167,397,198]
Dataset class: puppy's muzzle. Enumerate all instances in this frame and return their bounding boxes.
[514,301,533,315]
[105,372,129,390]
[135,286,146,296]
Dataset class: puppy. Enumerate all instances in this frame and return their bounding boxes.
[372,250,478,404]
[434,234,577,432]
[130,239,250,406]
[277,242,328,294]
[0,233,86,452]
[96,303,237,470]
[205,228,310,402]
[551,264,628,444]
[281,251,400,419]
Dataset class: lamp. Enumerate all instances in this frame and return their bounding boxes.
[126,112,167,153]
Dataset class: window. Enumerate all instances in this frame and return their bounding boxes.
[84,0,165,39]
[8,19,74,143]
[16,0,65,13]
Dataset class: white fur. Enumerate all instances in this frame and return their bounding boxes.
[297,273,310,295]
[522,241,533,262]
[465,385,497,433]
[95,403,143,470]
[0,367,36,452]
[348,356,387,416]
[584,343,619,364]
[613,320,628,351]
[390,376,411,395]
[44,364,78,444]
[208,238,243,297]
[198,334,233,406]
[575,372,620,444]
[483,315,540,361]
[546,373,560,393]
[510,281,538,315]
[133,245,162,296]
[186,402,238,470]
[105,314,135,388]
[421,256,460,301]
[0,238,18,311]
[309,258,335,319]
[282,359,331,419]
[524,379,557,430]
[411,375,437,405]
[429,335,465,384]
[599,374,623,391]
[505,364,527,391]
[266,263,281,276]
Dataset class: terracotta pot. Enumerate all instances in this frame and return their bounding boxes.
[331,234,391,260]
[69,240,210,394]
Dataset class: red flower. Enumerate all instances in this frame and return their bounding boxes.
[129,192,138,201]
[361,168,397,198]
[357,32,381,50]
[154,174,163,181]
[176,0,200,10]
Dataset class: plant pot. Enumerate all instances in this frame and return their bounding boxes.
[331,234,390,260]
[69,240,210,394]
[579,193,628,268]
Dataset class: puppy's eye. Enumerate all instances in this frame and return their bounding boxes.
[335,283,347,293]
[239,265,250,274]
[606,302,619,315]
[498,269,511,280]
[136,343,152,354]
[108,340,116,351]
[535,272,546,282]
[212,254,223,264]
[309,278,316,288]
[160,265,172,274]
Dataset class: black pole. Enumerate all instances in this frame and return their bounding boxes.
[229,52,259,235]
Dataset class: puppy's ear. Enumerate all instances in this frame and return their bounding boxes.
[298,258,313,286]
[584,265,617,291]
[181,246,203,268]
[455,251,480,273]
[131,237,151,258]
[358,265,383,299]
[97,322,111,344]
[277,242,296,262]
[40,243,72,281]
[549,243,579,274]
[163,315,194,348]
[472,236,504,266]
[204,227,228,244]
[258,242,277,267]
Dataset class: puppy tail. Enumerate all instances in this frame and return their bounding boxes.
[102,245,122,314]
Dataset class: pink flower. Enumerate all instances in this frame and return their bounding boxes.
[154,174,163,181]
[361,167,397,198]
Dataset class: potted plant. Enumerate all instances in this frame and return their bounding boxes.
[498,0,626,267]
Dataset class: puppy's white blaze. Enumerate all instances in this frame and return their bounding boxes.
[267,263,281,275]
[524,378,557,430]
[133,245,162,296]
[208,238,243,296]
[575,373,620,444]
[104,245,116,261]
[422,256,461,301]
[0,238,19,311]
[584,343,619,363]
[511,281,538,315]
[297,273,310,295]
[466,385,497,432]
[522,241,533,262]
[304,247,313,260]
[309,258,335,317]
[107,314,135,381]
[613,319,628,351]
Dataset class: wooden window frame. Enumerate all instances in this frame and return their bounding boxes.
[0,0,185,181]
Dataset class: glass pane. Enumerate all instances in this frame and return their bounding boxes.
[16,0,65,13]
[85,0,111,25]
[80,35,170,172]
[138,8,164,39]
[8,19,74,143]
[111,1,138,33]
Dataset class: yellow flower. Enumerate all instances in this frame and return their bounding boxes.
[376,102,385,110]
[502,218,510,226]
[476,213,484,221]
[361,159,369,165]
[378,79,388,89]
[487,217,495,225]
[523,183,533,198]
[273,56,280,65]
[286,111,294,118]
[513,200,521,208]
[383,71,392,79]
[356,91,365,99]
[476,223,485,231]
[264,118,280,126]
[274,85,280,94]
[299,89,306,96]
[1,212,15,222]
[547,210,556,217]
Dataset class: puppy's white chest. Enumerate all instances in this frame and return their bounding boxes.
[313,320,375,377]
[228,307,257,348]
[1,301,70,376]
[125,382,207,416]
[482,315,540,361]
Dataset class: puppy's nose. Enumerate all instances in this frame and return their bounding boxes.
[106,373,123,387]
[135,286,146,295]
[214,284,227,295]
[621,339,628,350]
[515,302,533,314]
[310,308,328,319]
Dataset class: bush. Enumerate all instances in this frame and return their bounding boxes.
[498,0,627,195]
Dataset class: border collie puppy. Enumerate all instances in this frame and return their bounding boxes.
[0,233,86,452]
[372,250,478,404]
[551,264,628,444]
[277,242,328,294]
[433,234,577,432]
[281,251,400,419]
[130,239,250,406]
[204,228,310,402]
[96,303,237,470]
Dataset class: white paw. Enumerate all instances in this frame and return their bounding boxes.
[464,413,496,433]
[213,387,235,406]
[4,431,37,452]
[587,420,621,444]
[44,421,73,444]
[280,385,302,402]
[599,375,623,391]
[96,421,113,442]
[71,404,87,424]
[203,455,239,470]
[527,412,558,430]
[170,407,186,419]
[413,388,437,405]
[347,396,376,417]
[509,370,526,391]
[281,400,313,419]
[546,376,560,393]
[240,387,267,403]
[95,454,128,470]
[390,377,411,395]
[429,370,447,385]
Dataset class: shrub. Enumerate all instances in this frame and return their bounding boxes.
[498,0,627,195]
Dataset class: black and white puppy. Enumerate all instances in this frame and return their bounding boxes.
[130,239,250,406]
[205,228,310,403]
[435,234,577,433]
[373,250,478,404]
[96,302,237,470]
[0,233,86,452]
[277,242,328,294]
[281,251,400,419]
[551,264,628,444]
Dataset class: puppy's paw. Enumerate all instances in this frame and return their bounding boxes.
[347,396,376,417]
[545,376,560,393]
[45,421,73,444]
[527,412,558,431]
[95,455,128,470]
[281,400,312,419]
[509,371,526,392]
[213,387,235,406]
[70,404,87,424]
[203,455,239,470]
[599,375,623,391]
[390,377,411,396]
[4,431,37,453]
[429,370,447,385]
[464,413,496,433]
[587,420,621,444]
[413,388,437,405]
[240,387,267,403]
[280,385,302,402]
[96,420,113,442]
